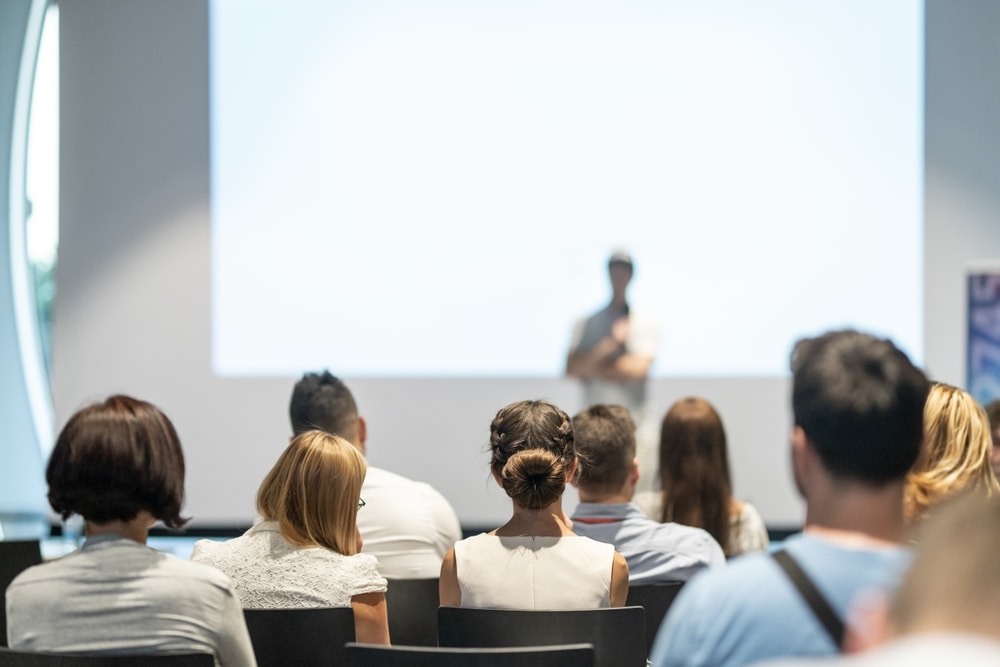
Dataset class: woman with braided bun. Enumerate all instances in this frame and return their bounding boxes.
[439,399,629,608]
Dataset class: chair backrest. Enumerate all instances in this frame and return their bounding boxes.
[0,648,212,667]
[438,606,645,667]
[344,642,595,667]
[383,578,439,646]
[625,581,685,656]
[0,540,43,647]
[242,607,355,667]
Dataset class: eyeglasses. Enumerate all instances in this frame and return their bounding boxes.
[358,497,366,510]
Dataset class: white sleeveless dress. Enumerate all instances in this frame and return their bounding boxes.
[454,533,615,609]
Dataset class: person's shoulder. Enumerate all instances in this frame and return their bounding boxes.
[677,549,777,601]
[364,466,456,505]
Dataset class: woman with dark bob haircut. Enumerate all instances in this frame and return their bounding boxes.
[440,399,629,608]
[5,395,257,665]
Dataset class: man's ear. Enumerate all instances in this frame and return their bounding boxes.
[356,416,367,455]
[629,457,640,487]
[791,426,811,499]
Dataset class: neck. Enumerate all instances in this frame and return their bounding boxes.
[85,512,154,544]
[495,498,575,537]
[578,488,632,504]
[802,478,906,546]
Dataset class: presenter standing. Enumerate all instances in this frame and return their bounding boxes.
[566,252,659,489]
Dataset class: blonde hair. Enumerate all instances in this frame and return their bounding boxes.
[257,430,366,554]
[904,383,1000,520]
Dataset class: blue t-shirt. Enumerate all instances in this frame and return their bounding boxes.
[649,533,911,667]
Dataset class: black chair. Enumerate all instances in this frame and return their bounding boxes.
[384,578,439,646]
[625,581,685,656]
[344,642,595,667]
[243,607,355,667]
[0,541,42,647]
[0,648,212,666]
[438,606,645,667]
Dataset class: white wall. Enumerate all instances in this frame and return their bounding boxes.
[50,0,1000,529]
[924,0,1000,385]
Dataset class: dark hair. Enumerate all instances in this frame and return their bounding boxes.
[46,395,188,529]
[572,404,636,495]
[289,371,359,438]
[791,329,929,484]
[657,397,733,555]
[490,400,575,510]
[985,399,1000,431]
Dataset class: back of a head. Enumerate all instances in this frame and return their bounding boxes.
[257,429,366,555]
[46,394,188,529]
[490,400,575,510]
[657,397,733,554]
[905,383,1000,520]
[289,370,359,441]
[572,404,636,496]
[892,492,1000,638]
[791,329,929,485]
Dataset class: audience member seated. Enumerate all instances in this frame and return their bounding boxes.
[191,430,390,645]
[649,329,929,667]
[5,395,256,665]
[904,383,1000,521]
[290,371,462,579]
[757,493,1000,666]
[635,397,768,557]
[569,404,725,583]
[439,400,629,608]
[984,399,1000,479]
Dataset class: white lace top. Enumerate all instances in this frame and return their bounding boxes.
[191,521,386,609]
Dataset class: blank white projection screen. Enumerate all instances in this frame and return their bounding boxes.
[210,0,923,377]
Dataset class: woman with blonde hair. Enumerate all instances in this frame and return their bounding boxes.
[192,430,389,644]
[635,397,768,557]
[440,399,629,608]
[904,383,1000,521]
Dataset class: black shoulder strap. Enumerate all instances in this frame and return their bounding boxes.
[771,550,845,649]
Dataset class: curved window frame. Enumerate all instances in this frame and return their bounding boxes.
[9,0,56,459]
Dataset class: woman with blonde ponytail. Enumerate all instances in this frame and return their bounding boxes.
[440,400,629,609]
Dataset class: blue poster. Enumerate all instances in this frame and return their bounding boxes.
[968,272,1000,404]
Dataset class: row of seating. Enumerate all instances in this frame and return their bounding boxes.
[0,606,638,666]
[0,540,685,666]
[0,643,596,667]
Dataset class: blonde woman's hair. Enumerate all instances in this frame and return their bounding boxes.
[257,430,366,554]
[904,383,1000,520]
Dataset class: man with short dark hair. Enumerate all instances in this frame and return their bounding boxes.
[650,330,930,667]
[570,404,724,583]
[290,371,462,579]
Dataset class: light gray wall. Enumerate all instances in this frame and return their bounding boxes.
[46,0,1000,529]
[924,0,1000,385]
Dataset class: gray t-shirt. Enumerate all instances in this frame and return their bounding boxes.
[6,534,257,666]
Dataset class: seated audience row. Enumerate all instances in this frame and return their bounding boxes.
[7,328,1000,664]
